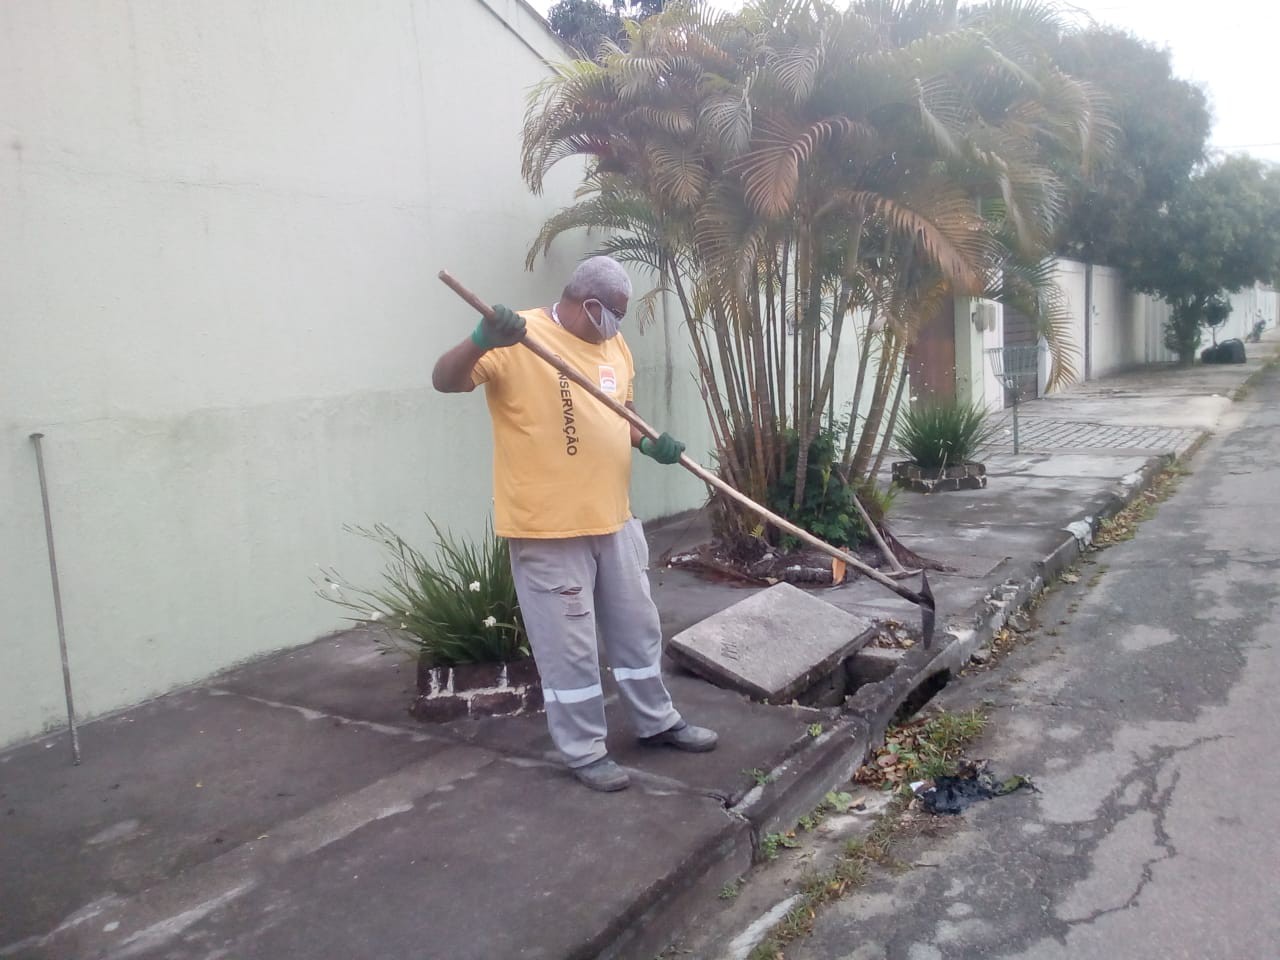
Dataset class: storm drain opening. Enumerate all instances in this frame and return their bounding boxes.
[893,668,952,723]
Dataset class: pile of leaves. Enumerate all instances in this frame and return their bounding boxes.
[867,619,919,650]
[1093,464,1186,547]
[854,709,988,791]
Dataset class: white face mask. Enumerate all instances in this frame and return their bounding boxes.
[583,298,623,340]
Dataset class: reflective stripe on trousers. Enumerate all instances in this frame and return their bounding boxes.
[509,518,681,767]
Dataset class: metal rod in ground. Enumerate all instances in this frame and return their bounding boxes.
[30,433,81,765]
[1012,392,1020,455]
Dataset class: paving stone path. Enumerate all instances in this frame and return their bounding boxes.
[988,415,1202,454]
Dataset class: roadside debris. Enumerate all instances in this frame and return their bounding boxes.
[914,760,1035,815]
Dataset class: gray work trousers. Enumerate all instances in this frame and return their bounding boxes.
[509,518,681,767]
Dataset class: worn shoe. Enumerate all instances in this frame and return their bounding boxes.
[640,720,718,753]
[572,757,631,792]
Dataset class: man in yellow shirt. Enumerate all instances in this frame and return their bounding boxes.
[432,256,718,791]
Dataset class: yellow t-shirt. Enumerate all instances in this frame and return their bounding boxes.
[472,308,636,539]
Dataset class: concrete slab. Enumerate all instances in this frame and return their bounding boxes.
[668,583,876,703]
[651,559,755,628]
[44,757,748,960]
[607,671,826,802]
[988,452,1152,479]
[438,668,824,803]
[213,629,417,728]
[0,687,445,949]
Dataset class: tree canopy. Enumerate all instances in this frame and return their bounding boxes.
[546,0,664,59]
[1051,28,1211,270]
[524,0,1109,543]
[1127,156,1280,361]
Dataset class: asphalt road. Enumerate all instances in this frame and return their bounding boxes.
[794,367,1280,960]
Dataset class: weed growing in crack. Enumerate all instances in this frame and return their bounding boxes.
[855,708,989,792]
[760,831,800,861]
[1094,464,1187,547]
[747,797,910,960]
[746,709,990,959]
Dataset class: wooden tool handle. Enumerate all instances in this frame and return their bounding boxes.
[436,269,934,611]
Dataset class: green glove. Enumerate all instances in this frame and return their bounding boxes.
[639,432,685,465]
[471,304,526,350]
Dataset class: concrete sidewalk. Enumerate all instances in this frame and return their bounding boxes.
[3,334,1277,960]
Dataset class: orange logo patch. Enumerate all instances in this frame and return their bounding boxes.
[598,365,618,394]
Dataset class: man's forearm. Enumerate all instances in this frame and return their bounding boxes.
[432,338,487,393]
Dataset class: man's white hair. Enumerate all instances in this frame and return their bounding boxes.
[564,256,632,304]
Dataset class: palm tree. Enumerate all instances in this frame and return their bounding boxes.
[523,0,1110,548]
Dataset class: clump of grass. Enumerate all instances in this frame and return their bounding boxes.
[1093,464,1186,547]
[318,518,527,666]
[747,798,909,960]
[719,879,743,900]
[896,401,999,470]
[760,831,800,861]
[797,791,858,832]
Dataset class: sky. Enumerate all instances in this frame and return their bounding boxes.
[529,0,1280,165]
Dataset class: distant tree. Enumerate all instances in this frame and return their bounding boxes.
[546,0,622,59]
[1126,156,1280,363]
[545,0,663,60]
[612,0,664,15]
[1052,29,1211,269]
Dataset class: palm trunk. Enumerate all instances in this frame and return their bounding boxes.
[791,230,820,512]
[669,268,742,485]
[871,348,910,479]
[841,300,878,468]
[851,333,903,482]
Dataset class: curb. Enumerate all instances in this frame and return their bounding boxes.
[1233,339,1280,399]
[729,716,872,841]
[621,436,1209,958]
[629,352,1273,957]
[597,815,754,960]
[598,718,872,960]
[847,438,1204,749]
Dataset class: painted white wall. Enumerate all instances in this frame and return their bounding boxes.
[0,0,710,747]
[1219,286,1279,344]
[1135,292,1176,364]
[953,297,1005,413]
[1049,259,1089,391]
[1087,265,1144,378]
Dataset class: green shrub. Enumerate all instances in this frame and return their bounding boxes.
[767,431,867,548]
[895,401,998,470]
[319,519,528,666]
[856,479,897,526]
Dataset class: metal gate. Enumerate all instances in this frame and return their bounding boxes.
[1000,306,1040,406]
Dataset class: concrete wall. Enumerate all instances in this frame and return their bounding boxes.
[0,0,709,747]
[1047,259,1089,391]
[953,298,1005,414]
[1135,292,1176,365]
[1086,265,1138,378]
[1038,260,1275,385]
[1222,286,1279,344]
